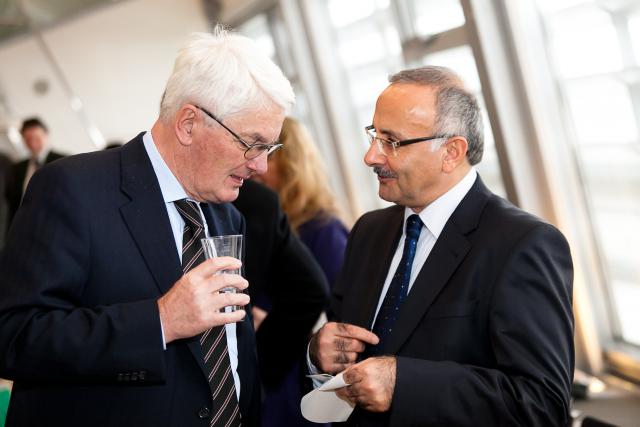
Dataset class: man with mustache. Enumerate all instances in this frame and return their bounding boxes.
[0,26,294,427]
[309,66,574,426]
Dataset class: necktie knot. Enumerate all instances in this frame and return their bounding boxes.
[174,199,203,230]
[406,214,422,241]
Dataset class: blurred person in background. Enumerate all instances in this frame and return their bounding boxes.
[0,152,11,248]
[251,117,349,427]
[255,117,349,289]
[5,117,64,228]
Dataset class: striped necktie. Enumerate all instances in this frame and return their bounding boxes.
[174,199,241,427]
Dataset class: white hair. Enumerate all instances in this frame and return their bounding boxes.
[160,25,295,122]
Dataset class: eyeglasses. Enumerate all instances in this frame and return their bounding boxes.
[365,125,449,157]
[196,105,283,160]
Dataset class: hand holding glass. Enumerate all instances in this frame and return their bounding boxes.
[201,235,244,312]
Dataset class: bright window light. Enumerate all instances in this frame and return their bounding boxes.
[411,0,465,36]
[548,5,623,78]
[566,78,638,145]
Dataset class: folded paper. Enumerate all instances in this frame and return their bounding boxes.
[301,372,355,423]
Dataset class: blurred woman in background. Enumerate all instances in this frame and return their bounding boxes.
[256,116,349,288]
[252,117,349,427]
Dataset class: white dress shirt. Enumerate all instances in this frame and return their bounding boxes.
[22,147,51,194]
[142,131,240,397]
[371,168,477,326]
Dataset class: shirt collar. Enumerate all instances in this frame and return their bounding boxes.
[404,168,477,238]
[34,146,50,164]
[142,131,188,204]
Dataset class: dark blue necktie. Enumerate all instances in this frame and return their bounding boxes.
[367,214,423,356]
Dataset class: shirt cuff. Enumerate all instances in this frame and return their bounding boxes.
[159,316,167,350]
[306,341,324,389]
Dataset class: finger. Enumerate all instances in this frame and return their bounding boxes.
[332,351,358,365]
[334,337,367,353]
[210,309,246,325]
[196,257,243,277]
[209,274,249,293]
[213,291,250,308]
[335,386,358,403]
[326,363,353,375]
[335,323,379,345]
[341,365,363,386]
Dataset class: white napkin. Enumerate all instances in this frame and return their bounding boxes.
[301,372,355,423]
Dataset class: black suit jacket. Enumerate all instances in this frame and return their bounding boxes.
[0,134,260,427]
[332,176,574,427]
[233,180,328,387]
[5,150,64,227]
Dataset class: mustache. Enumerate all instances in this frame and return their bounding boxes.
[373,166,397,179]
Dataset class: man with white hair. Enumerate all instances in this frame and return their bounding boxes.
[0,26,294,427]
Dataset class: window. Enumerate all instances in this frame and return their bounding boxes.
[313,0,506,203]
[536,0,640,346]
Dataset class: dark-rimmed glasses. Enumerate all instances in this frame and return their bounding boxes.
[365,125,449,157]
[196,105,283,160]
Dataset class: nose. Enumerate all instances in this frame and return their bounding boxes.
[247,152,269,175]
[364,141,384,167]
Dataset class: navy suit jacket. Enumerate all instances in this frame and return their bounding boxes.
[331,176,574,427]
[0,134,260,427]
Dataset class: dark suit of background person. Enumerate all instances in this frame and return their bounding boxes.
[0,136,259,426]
[0,152,11,247]
[6,151,64,218]
[310,66,574,427]
[233,179,328,389]
[5,117,64,228]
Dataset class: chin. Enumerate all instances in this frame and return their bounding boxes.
[223,188,241,202]
[378,190,397,205]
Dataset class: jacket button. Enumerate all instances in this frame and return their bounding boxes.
[198,407,210,419]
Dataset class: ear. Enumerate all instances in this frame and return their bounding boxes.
[441,136,469,173]
[174,105,197,146]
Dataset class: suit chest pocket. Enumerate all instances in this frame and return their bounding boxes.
[425,300,477,319]
[414,300,481,362]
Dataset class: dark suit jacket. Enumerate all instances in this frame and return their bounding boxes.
[5,150,64,227]
[233,180,328,388]
[0,134,260,427]
[332,176,574,427]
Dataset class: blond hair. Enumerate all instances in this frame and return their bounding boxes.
[271,117,343,231]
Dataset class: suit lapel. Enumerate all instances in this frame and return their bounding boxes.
[119,134,182,295]
[382,226,470,355]
[381,176,491,355]
[345,207,404,329]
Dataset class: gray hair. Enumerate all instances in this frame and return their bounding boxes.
[160,25,295,123]
[389,66,484,165]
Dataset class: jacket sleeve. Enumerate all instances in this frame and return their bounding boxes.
[0,163,166,383]
[235,182,329,388]
[389,223,574,426]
